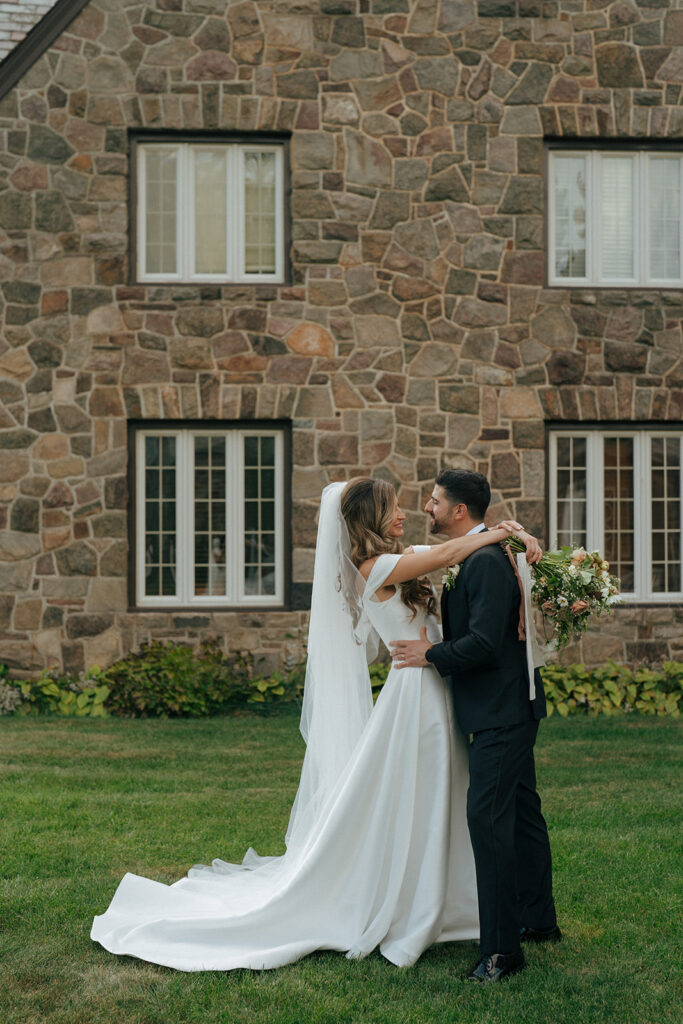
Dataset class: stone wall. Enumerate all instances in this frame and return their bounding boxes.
[0,0,682,675]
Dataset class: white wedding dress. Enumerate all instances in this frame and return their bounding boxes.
[91,548,479,970]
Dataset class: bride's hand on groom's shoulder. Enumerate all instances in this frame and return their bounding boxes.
[516,531,543,564]
[496,519,524,533]
[495,520,543,565]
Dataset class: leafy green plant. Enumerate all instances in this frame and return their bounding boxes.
[539,660,682,718]
[369,662,390,702]
[248,671,303,706]
[366,659,682,718]
[99,639,254,718]
[10,667,109,718]
[99,639,303,718]
[2,654,680,720]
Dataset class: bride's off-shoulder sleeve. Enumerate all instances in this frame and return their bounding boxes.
[364,553,403,603]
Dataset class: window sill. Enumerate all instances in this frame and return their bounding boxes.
[610,599,683,607]
[130,604,290,614]
[133,280,288,289]
[548,283,683,292]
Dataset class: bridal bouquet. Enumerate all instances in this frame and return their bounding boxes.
[505,539,620,652]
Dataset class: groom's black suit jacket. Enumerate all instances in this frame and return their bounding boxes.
[425,533,546,734]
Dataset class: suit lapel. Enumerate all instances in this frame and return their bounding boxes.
[440,526,487,640]
[440,586,449,639]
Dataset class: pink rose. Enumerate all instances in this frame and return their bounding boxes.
[570,600,589,614]
[541,601,556,613]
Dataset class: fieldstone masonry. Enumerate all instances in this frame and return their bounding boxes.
[0,0,682,674]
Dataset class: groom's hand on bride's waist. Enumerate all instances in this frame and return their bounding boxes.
[390,627,432,669]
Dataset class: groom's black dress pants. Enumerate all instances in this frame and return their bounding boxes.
[467,719,556,956]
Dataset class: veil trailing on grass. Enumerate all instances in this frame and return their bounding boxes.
[284,481,375,848]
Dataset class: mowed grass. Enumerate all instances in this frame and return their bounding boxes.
[0,713,680,1024]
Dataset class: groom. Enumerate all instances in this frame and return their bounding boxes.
[391,469,560,982]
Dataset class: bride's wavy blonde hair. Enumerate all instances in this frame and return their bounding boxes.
[340,477,436,620]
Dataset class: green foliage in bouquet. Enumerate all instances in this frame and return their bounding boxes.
[505,539,620,651]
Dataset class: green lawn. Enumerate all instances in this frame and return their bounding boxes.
[1,714,680,1024]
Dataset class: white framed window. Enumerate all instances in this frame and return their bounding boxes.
[549,429,683,602]
[136,140,286,283]
[548,149,683,287]
[135,426,287,607]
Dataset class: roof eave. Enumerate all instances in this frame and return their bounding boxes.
[0,0,91,102]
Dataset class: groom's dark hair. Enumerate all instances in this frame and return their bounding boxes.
[435,469,490,521]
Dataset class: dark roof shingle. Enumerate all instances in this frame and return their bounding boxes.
[0,0,59,63]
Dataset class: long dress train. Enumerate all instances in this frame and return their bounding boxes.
[91,554,479,970]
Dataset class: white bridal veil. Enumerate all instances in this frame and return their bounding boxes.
[284,481,376,848]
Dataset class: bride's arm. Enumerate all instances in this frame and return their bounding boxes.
[364,524,541,586]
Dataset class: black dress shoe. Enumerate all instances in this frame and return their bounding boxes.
[520,924,562,944]
[467,951,526,983]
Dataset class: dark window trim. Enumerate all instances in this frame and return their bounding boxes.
[0,0,90,101]
[128,130,292,289]
[546,420,683,431]
[545,138,683,152]
[543,139,683,290]
[126,418,292,613]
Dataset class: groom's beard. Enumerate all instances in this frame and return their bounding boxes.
[428,513,449,535]
[428,510,467,538]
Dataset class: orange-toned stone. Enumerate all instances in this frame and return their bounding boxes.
[43,527,72,551]
[161,387,180,418]
[361,441,392,464]
[491,38,512,66]
[69,154,93,174]
[34,435,69,460]
[43,509,70,527]
[94,420,109,455]
[286,323,335,358]
[332,377,364,409]
[224,354,268,372]
[42,291,68,315]
[0,349,33,381]
[500,388,542,420]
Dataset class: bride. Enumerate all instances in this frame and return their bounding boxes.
[91,478,539,971]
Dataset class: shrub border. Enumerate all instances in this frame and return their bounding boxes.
[1,649,680,719]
